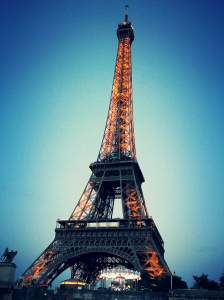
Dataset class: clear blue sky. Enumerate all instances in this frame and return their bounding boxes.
[1,0,224,288]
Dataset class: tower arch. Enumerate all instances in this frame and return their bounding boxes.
[15,7,170,289]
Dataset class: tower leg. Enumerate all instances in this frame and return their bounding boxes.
[15,219,170,288]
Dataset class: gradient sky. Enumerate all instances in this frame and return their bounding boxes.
[1,0,224,289]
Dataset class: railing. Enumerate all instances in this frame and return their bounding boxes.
[55,218,164,248]
[55,218,152,230]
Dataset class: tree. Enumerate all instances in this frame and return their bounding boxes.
[139,271,187,292]
[207,280,219,290]
[172,275,188,289]
[219,272,224,290]
[192,274,209,289]
[151,276,171,292]
[139,270,152,290]
[147,275,187,292]
[192,274,219,290]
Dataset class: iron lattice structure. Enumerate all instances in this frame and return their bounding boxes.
[16,7,171,289]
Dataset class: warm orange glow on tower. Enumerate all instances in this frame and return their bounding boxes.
[98,34,136,162]
[16,8,170,289]
[69,14,149,221]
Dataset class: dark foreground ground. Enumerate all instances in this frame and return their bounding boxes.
[1,288,224,300]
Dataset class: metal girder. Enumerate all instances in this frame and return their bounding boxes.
[16,221,170,287]
[16,13,171,289]
[69,162,149,220]
[98,36,136,163]
[69,23,147,221]
[70,254,131,283]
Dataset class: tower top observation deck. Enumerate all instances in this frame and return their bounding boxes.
[117,5,134,43]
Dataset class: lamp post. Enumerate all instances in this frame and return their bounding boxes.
[171,271,175,290]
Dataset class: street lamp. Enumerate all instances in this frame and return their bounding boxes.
[171,270,175,289]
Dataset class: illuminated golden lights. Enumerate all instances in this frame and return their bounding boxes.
[99,37,136,161]
[60,281,85,286]
[138,251,165,277]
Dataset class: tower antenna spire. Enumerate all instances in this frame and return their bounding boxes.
[125,5,129,22]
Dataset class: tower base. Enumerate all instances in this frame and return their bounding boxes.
[18,218,170,287]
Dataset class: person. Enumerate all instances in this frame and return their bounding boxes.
[63,294,68,299]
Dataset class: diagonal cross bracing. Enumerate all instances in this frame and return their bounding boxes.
[15,9,171,289]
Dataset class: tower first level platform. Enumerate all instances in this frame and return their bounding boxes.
[56,218,168,284]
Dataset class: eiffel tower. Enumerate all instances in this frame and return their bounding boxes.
[17,6,170,288]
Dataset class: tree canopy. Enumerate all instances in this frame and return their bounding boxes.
[139,270,224,292]
[139,271,187,292]
[192,273,219,290]
[220,272,224,290]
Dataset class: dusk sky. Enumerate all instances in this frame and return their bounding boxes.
[1,0,224,289]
